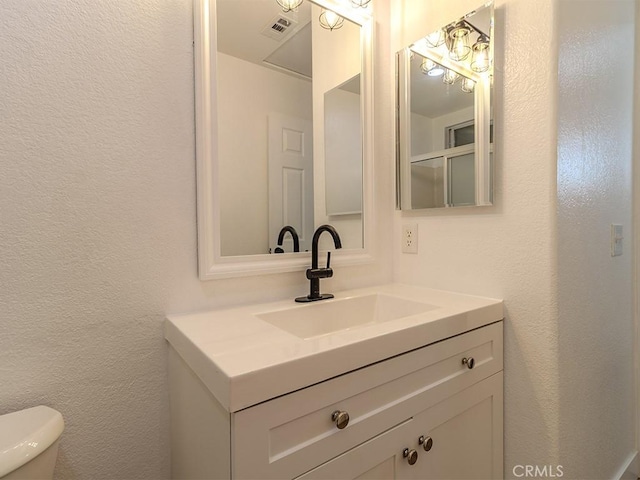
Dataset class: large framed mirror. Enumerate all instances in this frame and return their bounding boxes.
[396,2,494,210]
[195,0,374,279]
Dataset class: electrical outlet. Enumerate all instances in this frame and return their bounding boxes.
[402,224,418,254]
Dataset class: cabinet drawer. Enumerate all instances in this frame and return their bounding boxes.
[232,321,503,479]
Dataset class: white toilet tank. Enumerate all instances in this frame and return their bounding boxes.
[0,406,64,480]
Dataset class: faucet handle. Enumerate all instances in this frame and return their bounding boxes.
[326,251,331,268]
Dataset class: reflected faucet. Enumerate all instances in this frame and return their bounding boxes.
[295,225,342,303]
[274,226,300,253]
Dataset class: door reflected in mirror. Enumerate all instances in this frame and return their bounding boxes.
[396,2,494,210]
[216,0,363,256]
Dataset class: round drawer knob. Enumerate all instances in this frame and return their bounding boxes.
[403,448,418,465]
[331,410,350,429]
[419,435,433,452]
[462,357,475,369]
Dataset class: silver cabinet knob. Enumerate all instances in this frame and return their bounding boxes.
[462,357,475,369]
[418,435,433,452]
[331,410,350,429]
[403,448,418,465]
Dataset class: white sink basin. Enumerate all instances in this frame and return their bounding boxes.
[256,294,438,339]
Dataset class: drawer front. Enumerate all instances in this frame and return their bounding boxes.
[232,321,503,479]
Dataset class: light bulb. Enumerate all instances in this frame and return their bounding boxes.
[471,34,490,72]
[319,9,344,30]
[461,77,475,93]
[443,69,459,85]
[276,0,303,12]
[425,29,445,48]
[448,23,471,61]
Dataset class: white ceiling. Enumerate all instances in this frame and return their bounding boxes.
[217,0,313,78]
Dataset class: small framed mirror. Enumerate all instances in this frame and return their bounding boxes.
[194,0,374,279]
[396,2,494,210]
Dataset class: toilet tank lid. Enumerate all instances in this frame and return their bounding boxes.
[0,406,64,477]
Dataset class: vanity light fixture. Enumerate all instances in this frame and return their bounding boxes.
[420,58,444,77]
[319,8,345,30]
[422,19,490,84]
[443,69,458,85]
[351,0,371,7]
[276,0,303,12]
[471,34,490,72]
[461,77,475,93]
[448,22,471,61]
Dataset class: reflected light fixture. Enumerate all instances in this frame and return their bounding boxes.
[471,34,490,72]
[276,0,303,12]
[461,77,475,93]
[420,58,444,77]
[319,8,344,30]
[448,22,471,61]
[425,29,446,48]
[351,0,371,7]
[422,17,491,75]
[443,69,458,85]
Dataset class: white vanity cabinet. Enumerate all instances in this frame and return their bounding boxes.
[168,320,503,480]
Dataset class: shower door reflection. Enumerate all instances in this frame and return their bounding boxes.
[410,146,477,208]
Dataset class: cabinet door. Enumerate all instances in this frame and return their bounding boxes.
[412,372,503,479]
[294,419,417,480]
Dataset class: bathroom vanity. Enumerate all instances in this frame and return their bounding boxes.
[165,284,503,479]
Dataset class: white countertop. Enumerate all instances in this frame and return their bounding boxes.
[165,283,503,412]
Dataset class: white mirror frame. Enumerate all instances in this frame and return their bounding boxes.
[194,0,375,280]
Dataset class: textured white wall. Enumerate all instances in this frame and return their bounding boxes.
[393,0,636,477]
[393,0,562,472]
[557,1,635,477]
[0,1,393,479]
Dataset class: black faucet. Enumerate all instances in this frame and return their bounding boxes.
[295,225,342,303]
[274,226,300,253]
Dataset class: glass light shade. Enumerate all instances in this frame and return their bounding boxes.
[435,42,449,58]
[448,23,471,61]
[351,0,371,7]
[425,29,445,48]
[420,58,444,77]
[276,0,303,12]
[319,9,344,30]
[443,69,459,85]
[461,77,475,93]
[471,35,490,72]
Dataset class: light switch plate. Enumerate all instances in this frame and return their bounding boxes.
[611,224,623,257]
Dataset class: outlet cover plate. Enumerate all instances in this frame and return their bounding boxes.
[402,224,418,254]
